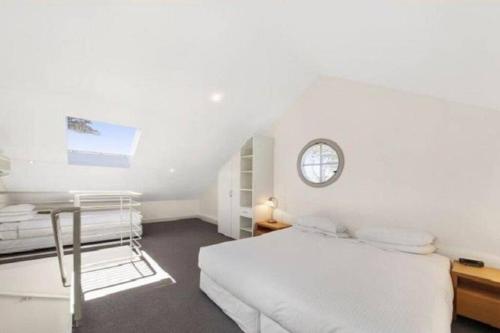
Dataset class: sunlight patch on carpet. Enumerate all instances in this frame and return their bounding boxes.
[82,251,175,301]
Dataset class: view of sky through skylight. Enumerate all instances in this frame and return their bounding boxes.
[66,117,140,168]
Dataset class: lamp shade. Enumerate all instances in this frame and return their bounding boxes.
[265,197,278,209]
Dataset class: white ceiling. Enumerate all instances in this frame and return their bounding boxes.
[0,0,498,200]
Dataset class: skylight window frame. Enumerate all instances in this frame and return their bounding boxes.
[65,116,141,169]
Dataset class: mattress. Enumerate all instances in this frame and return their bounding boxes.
[199,227,454,333]
[0,230,141,254]
[19,221,137,239]
[19,209,141,229]
[0,209,142,254]
[0,230,17,240]
[0,223,19,240]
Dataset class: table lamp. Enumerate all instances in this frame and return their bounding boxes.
[265,197,278,223]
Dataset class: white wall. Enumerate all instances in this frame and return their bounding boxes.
[141,194,217,224]
[272,77,500,267]
[0,2,314,201]
[140,200,200,223]
[199,181,218,224]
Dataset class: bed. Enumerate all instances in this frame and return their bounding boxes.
[0,209,142,254]
[198,227,454,333]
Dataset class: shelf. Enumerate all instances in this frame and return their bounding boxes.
[241,170,252,174]
[241,155,253,159]
[240,189,252,192]
[240,227,253,233]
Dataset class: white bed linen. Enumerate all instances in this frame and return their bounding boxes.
[0,213,36,222]
[0,204,35,213]
[199,227,453,333]
[0,209,142,254]
[0,228,142,254]
[18,210,141,229]
[0,230,17,240]
[201,271,260,333]
[0,223,17,231]
[260,314,289,333]
[19,222,136,239]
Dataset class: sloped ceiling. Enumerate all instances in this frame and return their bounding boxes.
[0,0,498,200]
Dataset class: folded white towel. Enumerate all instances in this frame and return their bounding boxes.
[0,212,36,223]
[0,204,35,214]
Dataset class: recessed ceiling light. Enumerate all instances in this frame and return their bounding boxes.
[210,92,224,103]
[28,160,34,164]
[169,168,176,173]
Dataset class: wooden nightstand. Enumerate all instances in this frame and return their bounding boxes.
[451,261,500,329]
[254,221,291,236]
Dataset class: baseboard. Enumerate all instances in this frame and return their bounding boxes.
[198,214,217,225]
[142,215,198,223]
[143,214,217,225]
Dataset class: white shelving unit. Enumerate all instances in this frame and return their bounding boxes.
[239,139,253,239]
[238,136,273,239]
[218,135,274,240]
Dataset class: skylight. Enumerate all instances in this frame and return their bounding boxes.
[66,117,141,168]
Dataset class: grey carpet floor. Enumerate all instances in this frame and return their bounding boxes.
[74,219,498,333]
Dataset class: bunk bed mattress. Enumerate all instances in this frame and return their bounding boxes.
[18,221,138,238]
[0,223,18,240]
[0,209,142,254]
[19,210,141,228]
[0,230,17,240]
[0,228,142,254]
[199,227,454,333]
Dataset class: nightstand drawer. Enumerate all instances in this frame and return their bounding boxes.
[240,207,253,218]
[457,288,500,328]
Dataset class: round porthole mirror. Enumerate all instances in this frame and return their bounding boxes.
[297,139,344,187]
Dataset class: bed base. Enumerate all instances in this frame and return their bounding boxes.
[200,271,289,333]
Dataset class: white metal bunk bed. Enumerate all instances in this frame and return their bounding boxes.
[0,191,142,258]
[0,190,143,329]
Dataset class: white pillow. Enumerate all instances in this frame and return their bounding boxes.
[355,226,435,246]
[362,240,436,255]
[0,204,35,214]
[0,210,36,217]
[295,216,347,234]
[294,225,350,238]
[0,212,36,223]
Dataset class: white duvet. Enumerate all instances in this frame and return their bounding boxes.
[199,227,453,333]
